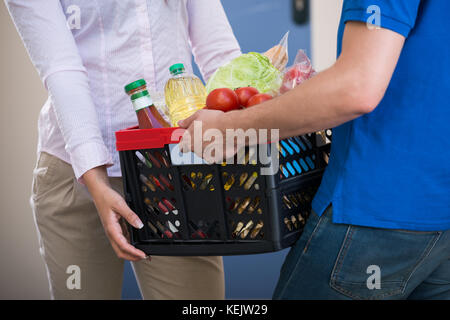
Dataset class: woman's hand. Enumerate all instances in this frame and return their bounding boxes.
[83,166,147,261]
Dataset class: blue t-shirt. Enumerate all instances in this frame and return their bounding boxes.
[312,0,450,231]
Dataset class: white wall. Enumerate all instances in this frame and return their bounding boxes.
[311,0,343,71]
[0,3,50,299]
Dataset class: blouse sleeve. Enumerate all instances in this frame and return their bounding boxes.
[187,0,242,82]
[5,0,112,180]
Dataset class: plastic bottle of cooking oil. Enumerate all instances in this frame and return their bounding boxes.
[164,63,207,126]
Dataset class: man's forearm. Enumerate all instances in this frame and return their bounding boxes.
[226,22,405,139]
[180,23,405,149]
[227,62,371,139]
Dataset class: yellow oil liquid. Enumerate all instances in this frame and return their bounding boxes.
[164,75,207,126]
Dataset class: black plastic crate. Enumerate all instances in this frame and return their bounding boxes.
[116,127,332,256]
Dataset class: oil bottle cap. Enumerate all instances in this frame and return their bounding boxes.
[169,63,185,75]
[124,79,146,93]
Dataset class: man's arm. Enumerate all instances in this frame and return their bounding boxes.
[180,22,406,141]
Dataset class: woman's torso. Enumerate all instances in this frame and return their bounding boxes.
[39,0,195,176]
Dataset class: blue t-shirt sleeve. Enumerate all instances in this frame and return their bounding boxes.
[342,0,422,37]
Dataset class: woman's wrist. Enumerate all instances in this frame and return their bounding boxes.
[83,165,110,197]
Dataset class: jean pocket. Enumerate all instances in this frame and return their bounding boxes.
[330,226,441,300]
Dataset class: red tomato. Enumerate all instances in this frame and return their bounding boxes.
[206,88,240,112]
[284,67,302,82]
[280,68,301,94]
[280,66,313,94]
[234,87,259,107]
[246,93,273,107]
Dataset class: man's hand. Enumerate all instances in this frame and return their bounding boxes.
[83,166,147,261]
[178,108,240,162]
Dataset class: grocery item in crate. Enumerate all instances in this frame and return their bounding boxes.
[277,50,330,153]
[124,79,171,128]
[206,88,240,112]
[246,93,273,108]
[234,87,260,108]
[206,32,289,95]
[206,52,282,95]
[263,31,289,72]
[164,63,207,126]
[206,53,282,95]
[280,50,316,94]
[206,87,273,111]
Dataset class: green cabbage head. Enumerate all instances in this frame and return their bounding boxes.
[206,52,281,95]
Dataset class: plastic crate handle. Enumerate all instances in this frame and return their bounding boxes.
[116,126,184,151]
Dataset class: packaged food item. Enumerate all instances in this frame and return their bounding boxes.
[164,63,207,126]
[278,49,325,145]
[263,31,289,72]
[125,79,171,128]
[124,79,154,129]
[280,50,316,94]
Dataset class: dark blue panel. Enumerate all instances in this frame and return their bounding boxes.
[122,261,142,299]
[224,250,289,299]
[222,0,311,63]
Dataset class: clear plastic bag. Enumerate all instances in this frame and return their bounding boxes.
[280,50,316,94]
[263,31,289,72]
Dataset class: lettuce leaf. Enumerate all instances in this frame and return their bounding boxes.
[206,52,282,95]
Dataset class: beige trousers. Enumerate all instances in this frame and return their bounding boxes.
[31,152,224,299]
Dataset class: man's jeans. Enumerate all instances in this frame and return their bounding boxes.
[273,206,450,300]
